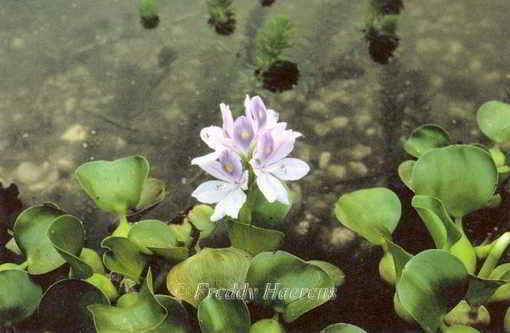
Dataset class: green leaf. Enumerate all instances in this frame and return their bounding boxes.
[149,295,190,333]
[198,294,250,333]
[88,270,167,333]
[396,250,469,333]
[38,279,109,333]
[227,220,285,255]
[75,155,150,214]
[187,205,216,239]
[476,100,510,143]
[320,323,368,333]
[101,236,148,281]
[85,273,119,302]
[412,145,498,218]
[307,261,345,287]
[80,248,106,275]
[383,238,412,281]
[444,325,480,333]
[335,188,401,245]
[128,219,188,261]
[247,251,335,323]
[250,318,285,333]
[132,177,167,215]
[443,300,490,329]
[48,215,92,279]
[404,124,450,158]
[167,247,251,307]
[0,269,42,326]
[398,160,415,190]
[411,195,462,250]
[252,188,293,228]
[13,204,67,274]
[465,275,505,306]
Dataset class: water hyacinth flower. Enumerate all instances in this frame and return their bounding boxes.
[192,150,248,221]
[192,95,309,220]
[251,124,309,204]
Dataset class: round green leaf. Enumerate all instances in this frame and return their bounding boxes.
[227,220,285,255]
[167,247,251,307]
[411,195,462,250]
[335,188,401,245]
[404,124,450,158]
[39,279,109,333]
[397,250,469,333]
[412,145,498,218]
[80,248,106,275]
[444,325,480,333]
[187,205,216,239]
[320,323,368,333]
[398,160,415,191]
[307,260,345,287]
[198,294,250,333]
[88,271,167,333]
[252,188,293,228]
[128,219,188,261]
[247,251,335,323]
[132,177,167,215]
[0,269,42,326]
[250,318,285,333]
[102,236,148,281]
[13,204,67,274]
[48,215,92,279]
[86,273,119,301]
[149,295,190,333]
[75,155,150,213]
[477,100,510,143]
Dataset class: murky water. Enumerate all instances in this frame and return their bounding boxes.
[1,0,510,331]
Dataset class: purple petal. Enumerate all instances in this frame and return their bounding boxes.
[221,103,234,138]
[253,131,274,164]
[192,180,238,204]
[264,158,310,180]
[218,150,244,181]
[255,171,289,204]
[233,116,255,152]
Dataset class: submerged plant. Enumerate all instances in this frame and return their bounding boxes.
[255,17,299,92]
[139,0,160,29]
[335,100,510,332]
[206,0,236,35]
[255,16,293,74]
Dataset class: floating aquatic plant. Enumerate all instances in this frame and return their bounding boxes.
[255,16,299,92]
[206,0,236,35]
[139,0,160,29]
[0,96,349,332]
[335,100,510,332]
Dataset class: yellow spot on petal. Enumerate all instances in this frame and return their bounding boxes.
[224,163,234,173]
[241,130,252,139]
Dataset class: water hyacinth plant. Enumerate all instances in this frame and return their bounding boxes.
[0,96,359,333]
[335,100,510,333]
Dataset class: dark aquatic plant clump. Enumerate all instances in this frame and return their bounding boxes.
[370,0,404,15]
[206,0,236,35]
[139,0,160,29]
[365,26,399,65]
[260,0,276,6]
[255,16,299,91]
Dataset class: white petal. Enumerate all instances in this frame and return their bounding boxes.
[255,171,289,204]
[200,126,226,150]
[265,158,310,181]
[191,151,221,166]
[266,109,280,129]
[192,181,237,204]
[210,187,246,221]
[223,188,247,219]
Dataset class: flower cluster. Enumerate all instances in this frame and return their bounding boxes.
[191,95,310,221]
